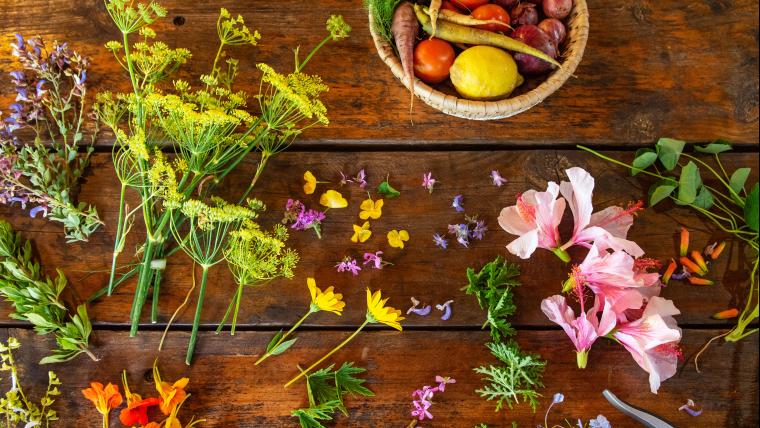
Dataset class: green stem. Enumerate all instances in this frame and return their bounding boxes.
[230,283,244,335]
[129,240,155,336]
[238,153,270,204]
[186,266,210,365]
[297,36,330,72]
[284,319,369,388]
[255,310,313,365]
[108,183,128,295]
[726,257,760,342]
[151,267,162,324]
[682,153,744,206]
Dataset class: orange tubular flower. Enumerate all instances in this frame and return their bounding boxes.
[690,251,708,273]
[688,277,714,286]
[662,259,677,285]
[709,241,726,260]
[154,362,190,415]
[679,227,689,256]
[680,256,706,276]
[711,308,739,320]
[82,382,123,428]
[120,371,161,426]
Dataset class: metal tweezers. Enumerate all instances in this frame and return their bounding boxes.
[603,390,677,428]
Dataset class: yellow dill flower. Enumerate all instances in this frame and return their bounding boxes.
[387,229,409,249]
[257,64,329,126]
[351,221,372,243]
[303,171,317,195]
[365,288,404,331]
[217,7,261,47]
[326,15,351,41]
[359,198,383,220]
[319,190,348,209]
[307,278,345,315]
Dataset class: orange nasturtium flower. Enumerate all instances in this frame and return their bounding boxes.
[120,370,161,426]
[154,362,189,415]
[82,382,123,428]
[303,171,318,195]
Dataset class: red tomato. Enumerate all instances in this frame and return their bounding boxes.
[413,39,456,84]
[471,4,511,32]
[451,0,490,12]
[440,0,464,13]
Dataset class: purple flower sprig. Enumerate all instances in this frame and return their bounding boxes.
[363,251,392,270]
[283,199,325,238]
[339,168,367,189]
[422,172,437,193]
[491,170,507,187]
[438,215,487,249]
[407,297,432,316]
[452,194,464,212]
[336,256,362,276]
[411,376,456,421]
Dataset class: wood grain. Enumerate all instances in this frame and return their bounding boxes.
[0,0,757,147]
[1,328,757,427]
[1,150,757,330]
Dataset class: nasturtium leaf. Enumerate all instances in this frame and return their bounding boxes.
[677,161,701,204]
[695,140,732,154]
[744,183,759,232]
[692,186,714,210]
[377,180,400,198]
[269,338,298,355]
[729,168,751,195]
[648,179,678,206]
[656,138,686,171]
[631,148,657,176]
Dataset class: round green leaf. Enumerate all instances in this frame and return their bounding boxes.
[648,179,677,206]
[692,186,714,210]
[730,167,751,195]
[631,148,657,176]
[656,138,685,171]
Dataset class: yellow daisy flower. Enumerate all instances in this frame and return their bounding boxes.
[359,197,383,220]
[319,190,348,209]
[387,229,409,249]
[303,171,317,195]
[307,277,345,315]
[351,221,372,243]
[365,288,404,331]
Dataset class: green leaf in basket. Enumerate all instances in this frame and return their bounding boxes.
[656,138,685,171]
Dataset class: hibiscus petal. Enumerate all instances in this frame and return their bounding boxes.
[506,229,539,259]
[561,167,595,238]
[497,206,534,235]
[589,205,634,238]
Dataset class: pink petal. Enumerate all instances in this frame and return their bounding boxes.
[498,205,534,236]
[506,229,539,259]
[541,295,582,350]
[560,167,595,239]
[589,205,634,238]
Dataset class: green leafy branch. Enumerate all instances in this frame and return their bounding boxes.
[462,256,522,343]
[0,220,95,364]
[474,341,546,412]
[579,139,758,342]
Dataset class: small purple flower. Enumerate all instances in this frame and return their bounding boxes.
[491,170,507,187]
[433,233,448,249]
[678,399,702,417]
[589,415,612,428]
[354,169,367,189]
[448,223,470,248]
[452,194,464,212]
[29,204,48,218]
[671,267,690,281]
[410,376,454,421]
[407,297,432,316]
[14,34,25,50]
[552,393,565,404]
[436,300,454,320]
[422,172,436,193]
[363,251,385,269]
[336,256,361,276]
[470,220,487,240]
[435,376,456,392]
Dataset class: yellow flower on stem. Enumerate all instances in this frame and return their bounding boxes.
[82,382,123,428]
[303,171,318,195]
[359,197,383,220]
[351,221,372,243]
[319,190,348,209]
[256,278,344,365]
[284,288,403,388]
[387,229,409,249]
[154,361,189,415]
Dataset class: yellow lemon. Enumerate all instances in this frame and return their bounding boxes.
[449,46,524,101]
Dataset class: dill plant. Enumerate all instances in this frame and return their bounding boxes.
[94,1,350,360]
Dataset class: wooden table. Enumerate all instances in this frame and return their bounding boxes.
[1,1,758,427]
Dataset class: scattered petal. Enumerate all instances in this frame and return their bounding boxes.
[680,256,706,276]
[351,221,372,243]
[662,259,677,285]
[435,300,454,320]
[707,241,726,260]
[552,393,565,404]
[303,171,317,194]
[319,190,348,209]
[452,195,464,212]
[388,229,409,249]
[491,170,507,187]
[359,197,383,220]
[690,251,708,273]
[678,399,703,417]
[433,233,448,249]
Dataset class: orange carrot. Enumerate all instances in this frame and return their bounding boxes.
[680,256,706,276]
[688,277,714,286]
[711,308,739,320]
[662,259,677,285]
[691,250,708,273]
[392,1,418,117]
[429,0,442,37]
[679,227,689,256]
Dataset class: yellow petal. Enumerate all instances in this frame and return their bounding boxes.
[319,190,348,209]
[387,229,408,249]
[307,277,317,302]
[303,171,317,195]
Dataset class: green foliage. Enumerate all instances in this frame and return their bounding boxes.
[1,337,62,426]
[462,256,521,342]
[377,176,401,198]
[474,341,546,412]
[579,139,759,342]
[0,220,93,364]
[291,362,374,428]
[364,0,404,42]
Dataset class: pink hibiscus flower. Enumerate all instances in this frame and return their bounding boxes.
[541,294,616,369]
[558,167,644,257]
[613,296,682,394]
[498,182,567,260]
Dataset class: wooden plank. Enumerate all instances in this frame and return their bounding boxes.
[1,328,757,427]
[2,150,757,329]
[0,0,757,147]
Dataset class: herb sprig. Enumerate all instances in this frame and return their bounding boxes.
[0,220,94,364]
[1,337,62,426]
[291,362,374,428]
[474,341,546,412]
[462,256,521,342]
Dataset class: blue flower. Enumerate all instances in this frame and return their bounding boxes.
[589,415,611,428]
[452,195,464,212]
[433,233,448,249]
[552,393,565,404]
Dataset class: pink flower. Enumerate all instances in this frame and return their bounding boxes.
[422,172,436,193]
[541,294,616,368]
[613,296,682,394]
[558,167,644,257]
[567,245,660,315]
[498,183,566,260]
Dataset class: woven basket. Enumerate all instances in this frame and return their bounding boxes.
[369,1,589,120]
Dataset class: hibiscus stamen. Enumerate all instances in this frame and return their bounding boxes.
[634,257,662,272]
[516,193,536,223]
[594,200,644,229]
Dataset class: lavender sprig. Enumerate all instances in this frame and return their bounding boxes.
[1,35,102,242]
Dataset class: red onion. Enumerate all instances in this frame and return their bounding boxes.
[543,0,573,19]
[511,25,558,75]
[492,0,519,9]
[511,3,539,26]
[538,18,567,45]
